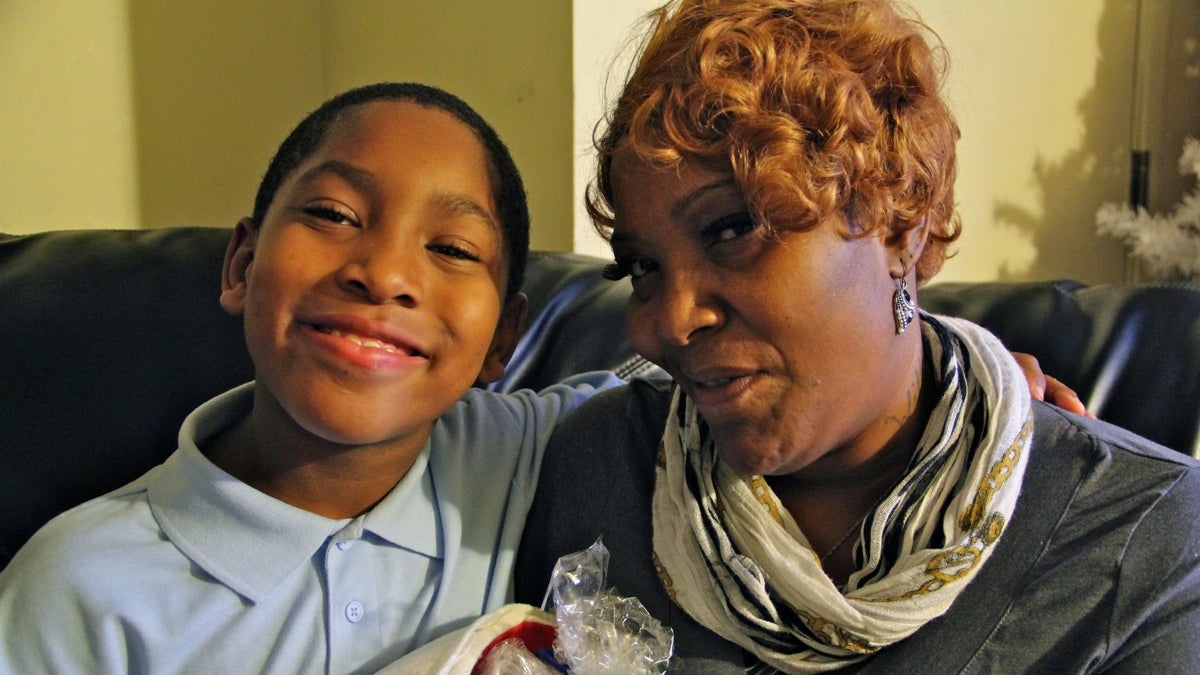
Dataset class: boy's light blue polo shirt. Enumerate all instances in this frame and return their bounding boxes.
[0,374,619,674]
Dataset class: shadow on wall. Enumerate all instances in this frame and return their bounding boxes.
[126,4,324,233]
[993,0,1200,284]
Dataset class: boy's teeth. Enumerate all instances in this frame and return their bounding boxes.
[328,329,400,353]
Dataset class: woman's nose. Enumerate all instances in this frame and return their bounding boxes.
[336,237,422,306]
[649,272,724,348]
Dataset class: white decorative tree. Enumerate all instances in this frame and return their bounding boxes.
[1097,137,1200,282]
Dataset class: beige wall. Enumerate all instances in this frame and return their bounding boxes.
[5,1,1198,283]
[572,0,1200,285]
[1,0,573,252]
[128,1,323,233]
[1,1,140,233]
[915,0,1199,284]
[319,1,573,251]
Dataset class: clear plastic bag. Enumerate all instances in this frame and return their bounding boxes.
[542,539,674,674]
[382,540,672,674]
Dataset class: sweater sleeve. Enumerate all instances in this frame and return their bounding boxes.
[1101,462,1200,673]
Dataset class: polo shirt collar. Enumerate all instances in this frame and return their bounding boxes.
[361,444,442,559]
[147,383,443,603]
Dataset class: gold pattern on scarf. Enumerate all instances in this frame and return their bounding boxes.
[653,552,678,603]
[875,417,1032,602]
[795,608,881,654]
[748,476,786,525]
[961,419,1028,532]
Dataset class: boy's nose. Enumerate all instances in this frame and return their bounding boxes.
[336,238,423,306]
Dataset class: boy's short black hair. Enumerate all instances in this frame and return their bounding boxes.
[251,82,530,299]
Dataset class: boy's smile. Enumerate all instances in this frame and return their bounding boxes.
[219,100,523,459]
[304,313,427,368]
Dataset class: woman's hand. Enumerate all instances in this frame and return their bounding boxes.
[1011,352,1094,417]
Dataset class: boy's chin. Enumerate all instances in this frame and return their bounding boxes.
[260,381,446,452]
[309,423,430,450]
[291,409,433,450]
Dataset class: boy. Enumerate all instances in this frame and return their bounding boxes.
[0,83,616,673]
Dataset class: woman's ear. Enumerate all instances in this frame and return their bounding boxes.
[477,292,529,384]
[887,216,930,279]
[220,218,258,316]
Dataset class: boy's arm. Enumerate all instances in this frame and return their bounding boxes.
[1011,351,1090,416]
[448,370,624,495]
[551,371,626,397]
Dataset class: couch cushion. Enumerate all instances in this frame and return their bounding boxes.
[0,228,253,565]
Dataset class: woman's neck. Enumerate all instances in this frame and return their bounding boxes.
[766,344,937,584]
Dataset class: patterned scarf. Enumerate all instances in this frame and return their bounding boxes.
[651,315,1033,672]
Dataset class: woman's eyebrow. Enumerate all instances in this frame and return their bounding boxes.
[670,178,739,220]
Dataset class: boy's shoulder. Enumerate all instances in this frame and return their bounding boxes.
[1,471,160,599]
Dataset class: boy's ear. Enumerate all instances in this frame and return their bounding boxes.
[220,218,259,316]
[477,292,529,384]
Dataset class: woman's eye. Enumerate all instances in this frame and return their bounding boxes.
[702,213,757,247]
[630,258,658,278]
[602,256,658,281]
[304,205,358,227]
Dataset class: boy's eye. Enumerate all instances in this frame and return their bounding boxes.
[701,212,757,247]
[304,204,358,227]
[428,242,482,263]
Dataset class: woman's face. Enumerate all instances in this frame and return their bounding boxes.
[608,152,924,477]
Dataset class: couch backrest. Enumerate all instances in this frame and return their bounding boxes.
[921,281,1200,458]
[2,227,1198,568]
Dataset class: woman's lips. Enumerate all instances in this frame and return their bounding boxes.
[686,369,759,415]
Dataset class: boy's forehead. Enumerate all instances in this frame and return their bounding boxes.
[273,101,513,272]
[286,101,495,200]
[331,101,477,152]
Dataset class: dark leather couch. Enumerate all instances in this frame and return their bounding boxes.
[2,227,1198,569]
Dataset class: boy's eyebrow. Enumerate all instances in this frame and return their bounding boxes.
[431,192,500,235]
[297,160,378,193]
[295,160,500,234]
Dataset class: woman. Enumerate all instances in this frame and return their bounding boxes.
[516,0,1200,671]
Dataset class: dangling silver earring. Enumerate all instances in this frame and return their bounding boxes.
[892,269,916,334]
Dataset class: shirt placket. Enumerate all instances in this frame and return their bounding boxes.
[324,518,381,673]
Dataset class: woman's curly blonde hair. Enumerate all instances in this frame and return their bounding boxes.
[587,0,962,282]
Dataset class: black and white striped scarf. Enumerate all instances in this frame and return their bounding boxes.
[651,315,1033,672]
